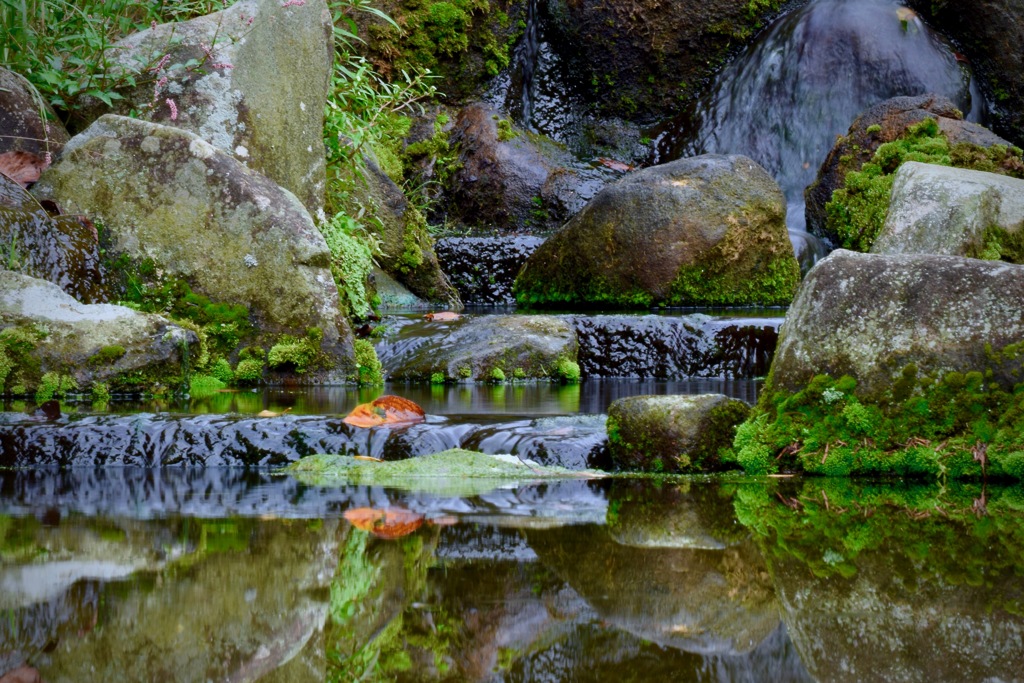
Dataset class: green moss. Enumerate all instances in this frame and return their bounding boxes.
[965,223,1024,263]
[89,344,126,365]
[826,118,1024,251]
[189,374,226,398]
[551,357,580,384]
[90,381,110,403]
[209,357,234,384]
[267,328,324,375]
[0,325,45,394]
[729,358,1024,480]
[489,367,506,383]
[430,371,446,385]
[35,371,77,402]
[352,339,384,386]
[512,367,526,380]
[234,347,265,384]
[669,253,800,306]
[320,211,377,318]
[495,117,517,142]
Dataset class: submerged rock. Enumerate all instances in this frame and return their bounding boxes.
[0,271,194,394]
[872,161,1024,260]
[435,235,544,305]
[769,249,1024,399]
[74,0,332,214]
[380,314,578,382]
[33,115,353,378]
[606,394,749,473]
[805,94,1013,243]
[514,155,800,308]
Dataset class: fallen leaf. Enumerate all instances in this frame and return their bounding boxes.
[424,311,460,322]
[344,507,424,539]
[0,150,50,187]
[353,455,383,462]
[597,157,634,172]
[256,407,292,418]
[343,395,425,428]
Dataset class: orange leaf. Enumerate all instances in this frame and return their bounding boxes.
[343,395,425,428]
[344,507,424,539]
[424,311,461,322]
[256,407,292,418]
[596,157,634,173]
[0,150,49,187]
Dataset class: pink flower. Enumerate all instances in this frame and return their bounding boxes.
[166,98,178,121]
[212,63,234,70]
[281,0,305,6]
[150,54,171,73]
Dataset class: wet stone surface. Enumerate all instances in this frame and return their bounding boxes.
[435,236,545,305]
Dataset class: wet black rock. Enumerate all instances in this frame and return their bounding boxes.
[435,235,544,305]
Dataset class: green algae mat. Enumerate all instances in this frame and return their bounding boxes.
[283,448,606,496]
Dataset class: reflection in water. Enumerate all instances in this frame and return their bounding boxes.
[2,477,1022,681]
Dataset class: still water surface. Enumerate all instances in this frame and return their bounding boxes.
[2,471,1022,682]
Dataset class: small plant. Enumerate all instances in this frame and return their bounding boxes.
[496,117,517,142]
[457,365,472,379]
[234,346,265,384]
[352,339,384,385]
[512,367,526,380]
[551,357,580,384]
[489,367,505,383]
[210,357,234,384]
[430,371,446,385]
[91,381,110,403]
[267,328,324,374]
[189,374,226,398]
[35,371,76,402]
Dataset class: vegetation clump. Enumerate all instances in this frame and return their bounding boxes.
[729,360,1024,480]
[234,347,266,385]
[352,339,384,385]
[826,118,1024,251]
[267,328,325,375]
[551,357,581,384]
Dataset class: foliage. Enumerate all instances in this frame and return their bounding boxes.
[352,339,384,385]
[267,328,324,374]
[90,380,110,403]
[320,211,378,319]
[234,346,265,384]
[35,371,76,402]
[551,357,581,384]
[489,367,505,383]
[826,118,1024,251]
[0,325,45,394]
[0,0,231,124]
[430,371,445,385]
[728,363,1024,480]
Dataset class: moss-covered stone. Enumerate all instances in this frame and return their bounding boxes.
[607,394,750,474]
[514,154,799,308]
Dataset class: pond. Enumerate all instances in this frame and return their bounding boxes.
[2,469,1022,682]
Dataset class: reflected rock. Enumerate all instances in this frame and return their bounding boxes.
[735,479,1024,682]
[605,479,749,550]
[528,523,780,655]
[0,517,340,682]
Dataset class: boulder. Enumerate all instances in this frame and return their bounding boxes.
[443,104,610,233]
[606,394,750,473]
[514,155,800,307]
[0,271,195,394]
[545,0,784,120]
[805,94,1014,243]
[0,68,70,161]
[872,161,1024,259]
[0,175,109,303]
[33,115,353,377]
[769,249,1024,399]
[351,158,460,308]
[76,0,332,215]
[379,314,578,382]
[906,0,1024,146]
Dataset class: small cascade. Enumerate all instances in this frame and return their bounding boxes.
[651,0,985,264]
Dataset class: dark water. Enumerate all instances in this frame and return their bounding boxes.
[2,475,1021,682]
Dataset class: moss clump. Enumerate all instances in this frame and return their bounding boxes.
[209,357,234,384]
[551,357,581,384]
[0,325,45,394]
[234,347,265,384]
[352,339,384,386]
[966,223,1024,263]
[826,118,1024,251]
[89,345,126,365]
[267,328,324,375]
[489,367,506,383]
[35,371,77,402]
[728,361,1024,480]
[430,371,446,385]
[670,254,800,306]
[189,374,226,398]
[319,212,377,318]
[495,117,517,142]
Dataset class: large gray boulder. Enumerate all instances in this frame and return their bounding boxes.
[33,115,353,377]
[770,249,1024,399]
[872,161,1024,259]
[606,394,750,473]
[0,271,195,394]
[79,0,332,215]
[514,155,800,307]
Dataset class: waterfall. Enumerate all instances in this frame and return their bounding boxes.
[652,0,984,269]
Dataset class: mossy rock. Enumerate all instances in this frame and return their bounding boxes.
[1,271,196,395]
[607,394,750,473]
[33,115,355,380]
[514,154,800,308]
